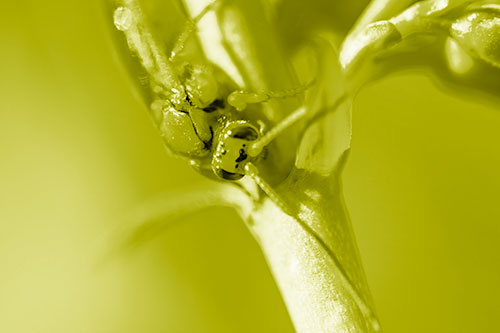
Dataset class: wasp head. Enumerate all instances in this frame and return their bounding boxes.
[212,121,260,181]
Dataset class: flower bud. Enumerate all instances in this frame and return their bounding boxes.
[340,21,402,70]
[450,11,500,68]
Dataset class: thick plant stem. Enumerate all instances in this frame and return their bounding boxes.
[106,0,381,330]
[241,95,380,331]
[246,181,379,332]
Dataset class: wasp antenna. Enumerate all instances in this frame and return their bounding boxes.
[248,92,352,157]
[247,106,307,157]
[193,1,221,21]
[228,80,315,111]
[266,78,316,99]
[169,1,221,62]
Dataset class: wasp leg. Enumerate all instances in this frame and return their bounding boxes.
[169,1,220,62]
[247,92,349,157]
[227,80,315,111]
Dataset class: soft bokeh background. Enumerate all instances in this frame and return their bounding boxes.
[1,1,499,332]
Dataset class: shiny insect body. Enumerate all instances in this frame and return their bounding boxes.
[113,0,310,185]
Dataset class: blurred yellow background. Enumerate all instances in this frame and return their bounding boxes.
[1,1,499,332]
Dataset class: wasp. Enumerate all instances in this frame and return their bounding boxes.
[112,0,314,193]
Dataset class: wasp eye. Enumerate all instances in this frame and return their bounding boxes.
[230,126,259,140]
[212,121,260,181]
[215,168,244,181]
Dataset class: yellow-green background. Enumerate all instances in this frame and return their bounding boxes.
[1,1,499,332]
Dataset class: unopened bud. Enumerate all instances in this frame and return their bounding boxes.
[450,11,500,68]
[340,21,402,70]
